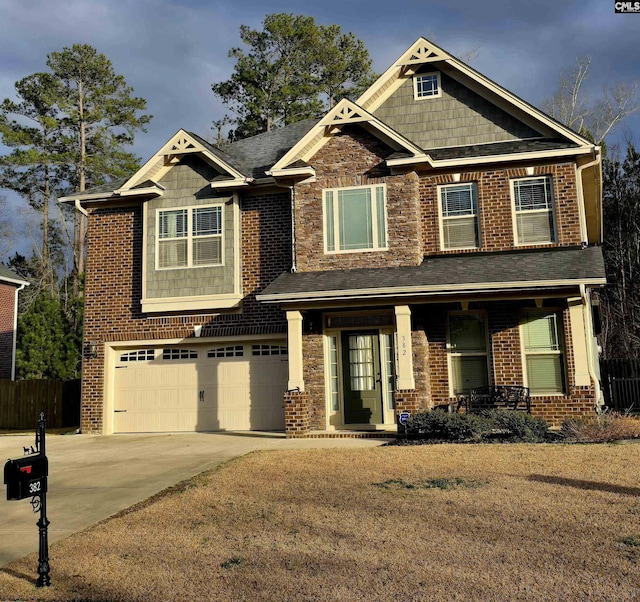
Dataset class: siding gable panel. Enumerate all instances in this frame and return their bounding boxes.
[374,71,540,150]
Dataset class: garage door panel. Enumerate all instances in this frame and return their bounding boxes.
[113,343,287,433]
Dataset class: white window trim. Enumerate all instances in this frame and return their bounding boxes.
[413,71,442,100]
[323,183,388,255]
[510,175,557,247]
[446,311,491,397]
[437,182,481,251]
[155,203,225,270]
[519,309,567,396]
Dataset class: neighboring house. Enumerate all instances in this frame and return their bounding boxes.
[0,267,29,381]
[62,38,605,436]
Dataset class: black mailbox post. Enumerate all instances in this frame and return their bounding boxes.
[3,412,51,587]
[4,455,48,500]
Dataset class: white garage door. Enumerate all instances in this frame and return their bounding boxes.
[113,342,288,433]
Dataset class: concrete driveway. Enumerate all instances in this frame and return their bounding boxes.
[0,432,385,566]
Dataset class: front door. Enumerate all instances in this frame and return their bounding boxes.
[341,331,383,424]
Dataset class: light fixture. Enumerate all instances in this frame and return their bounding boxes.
[84,341,98,359]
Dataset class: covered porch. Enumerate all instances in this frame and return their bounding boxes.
[257,247,606,436]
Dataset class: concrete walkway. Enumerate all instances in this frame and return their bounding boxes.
[0,432,384,566]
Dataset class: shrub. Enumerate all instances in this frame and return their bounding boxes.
[401,409,550,443]
[560,410,640,443]
[403,409,486,441]
[481,409,550,442]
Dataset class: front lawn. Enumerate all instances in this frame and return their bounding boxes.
[1,444,639,601]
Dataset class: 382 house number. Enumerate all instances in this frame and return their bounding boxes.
[29,481,41,494]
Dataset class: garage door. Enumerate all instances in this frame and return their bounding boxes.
[113,342,288,433]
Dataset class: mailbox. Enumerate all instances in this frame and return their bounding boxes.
[4,455,48,500]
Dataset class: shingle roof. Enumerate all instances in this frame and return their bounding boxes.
[0,266,29,285]
[387,139,580,163]
[222,119,320,179]
[258,246,606,302]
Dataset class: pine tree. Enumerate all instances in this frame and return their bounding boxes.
[212,14,375,140]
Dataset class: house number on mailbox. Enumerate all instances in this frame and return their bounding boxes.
[3,412,51,587]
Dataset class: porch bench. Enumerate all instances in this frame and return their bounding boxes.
[468,385,531,414]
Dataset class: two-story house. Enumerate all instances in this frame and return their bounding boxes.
[63,38,605,436]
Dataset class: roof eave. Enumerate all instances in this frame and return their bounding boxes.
[257,277,607,304]
[386,146,594,169]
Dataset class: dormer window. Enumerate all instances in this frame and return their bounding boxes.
[413,72,441,100]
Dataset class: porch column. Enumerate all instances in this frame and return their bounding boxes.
[568,297,590,387]
[286,310,305,391]
[395,305,415,390]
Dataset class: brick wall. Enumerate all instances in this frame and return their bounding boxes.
[422,300,595,427]
[294,126,423,271]
[420,162,583,255]
[81,191,291,433]
[0,283,16,380]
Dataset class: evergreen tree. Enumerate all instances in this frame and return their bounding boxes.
[212,14,375,140]
[15,290,80,380]
[0,72,66,292]
[47,44,152,293]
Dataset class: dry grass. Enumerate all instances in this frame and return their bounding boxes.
[1,444,640,601]
[561,411,640,442]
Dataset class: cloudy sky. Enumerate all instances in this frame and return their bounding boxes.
[0,0,638,255]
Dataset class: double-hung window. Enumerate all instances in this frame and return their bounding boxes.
[522,311,565,394]
[439,183,480,250]
[157,205,223,269]
[413,72,441,100]
[512,176,556,244]
[324,184,387,253]
[448,313,489,395]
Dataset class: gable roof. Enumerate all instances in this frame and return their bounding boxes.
[358,38,592,149]
[269,99,428,175]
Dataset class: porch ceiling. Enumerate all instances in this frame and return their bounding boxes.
[257,246,606,303]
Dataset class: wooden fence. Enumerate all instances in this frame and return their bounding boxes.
[600,359,640,412]
[0,379,81,430]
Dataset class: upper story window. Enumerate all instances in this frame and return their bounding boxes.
[447,312,489,396]
[157,204,223,269]
[511,176,556,245]
[521,310,565,394]
[323,184,388,253]
[439,183,480,250]
[413,72,441,100]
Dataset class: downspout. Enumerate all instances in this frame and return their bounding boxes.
[290,185,297,273]
[75,199,89,217]
[580,284,603,408]
[11,282,27,381]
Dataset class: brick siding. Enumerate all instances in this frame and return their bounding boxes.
[420,163,582,255]
[0,283,16,380]
[81,191,291,433]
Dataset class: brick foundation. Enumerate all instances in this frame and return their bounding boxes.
[284,390,311,437]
